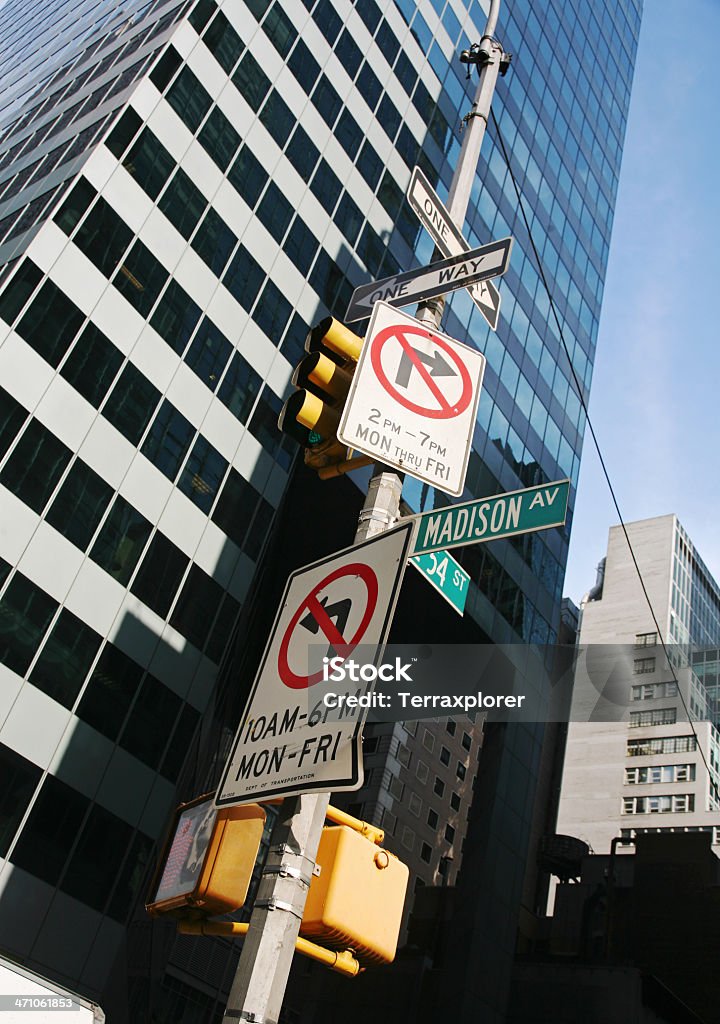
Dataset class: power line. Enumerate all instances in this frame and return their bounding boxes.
[490,108,719,803]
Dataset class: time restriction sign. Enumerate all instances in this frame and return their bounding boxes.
[337,301,485,496]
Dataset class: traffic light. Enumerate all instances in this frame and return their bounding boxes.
[300,825,410,965]
[278,317,363,473]
[146,794,266,919]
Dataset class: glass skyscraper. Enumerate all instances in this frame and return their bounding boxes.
[0,0,641,1019]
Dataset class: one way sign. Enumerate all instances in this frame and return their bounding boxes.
[344,238,512,323]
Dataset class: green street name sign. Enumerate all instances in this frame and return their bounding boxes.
[410,480,570,556]
[410,550,470,616]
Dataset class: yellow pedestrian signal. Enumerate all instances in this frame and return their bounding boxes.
[146,794,266,919]
[278,317,364,473]
[300,825,409,965]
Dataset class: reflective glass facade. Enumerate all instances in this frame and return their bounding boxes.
[0,0,641,1019]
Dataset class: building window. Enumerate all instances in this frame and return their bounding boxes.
[450,792,461,811]
[141,401,195,482]
[635,632,657,647]
[456,761,467,781]
[46,461,113,551]
[627,735,697,756]
[10,775,89,887]
[103,362,161,445]
[422,729,435,753]
[416,760,429,784]
[427,809,438,829]
[60,323,123,407]
[446,720,456,736]
[0,743,42,857]
[439,746,450,766]
[444,824,455,843]
[433,777,444,797]
[420,842,432,864]
[633,657,656,675]
[629,709,677,728]
[401,825,415,851]
[29,610,101,708]
[462,732,472,752]
[130,533,189,618]
[625,764,696,785]
[408,793,421,818]
[90,496,152,585]
[622,794,695,815]
[631,681,678,701]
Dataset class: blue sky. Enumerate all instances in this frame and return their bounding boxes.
[563,0,720,605]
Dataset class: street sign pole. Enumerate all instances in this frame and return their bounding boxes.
[222,4,507,1022]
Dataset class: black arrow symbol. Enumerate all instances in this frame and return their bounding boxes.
[395,346,456,389]
[300,596,352,660]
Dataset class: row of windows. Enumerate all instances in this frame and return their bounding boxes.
[631,682,678,701]
[627,735,697,757]
[0,742,154,922]
[625,764,696,785]
[629,709,677,728]
[622,794,695,815]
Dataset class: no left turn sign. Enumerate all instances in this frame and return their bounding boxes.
[338,301,486,497]
[215,521,415,806]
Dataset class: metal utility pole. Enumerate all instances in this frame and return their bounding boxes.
[221,4,507,1022]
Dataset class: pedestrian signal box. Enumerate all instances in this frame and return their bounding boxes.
[300,825,409,965]
[146,794,266,919]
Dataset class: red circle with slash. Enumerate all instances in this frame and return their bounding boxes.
[278,564,379,689]
[370,323,474,418]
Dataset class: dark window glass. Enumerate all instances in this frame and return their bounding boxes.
[356,139,382,188]
[211,469,261,549]
[60,323,123,407]
[121,674,181,769]
[0,259,42,325]
[310,160,341,214]
[103,363,160,445]
[263,4,297,56]
[150,280,201,355]
[377,95,401,139]
[191,207,238,275]
[462,732,472,751]
[233,52,271,113]
[396,124,418,168]
[46,460,112,550]
[334,192,363,245]
[456,761,466,780]
[106,830,153,922]
[62,804,133,912]
[130,533,189,618]
[150,47,182,91]
[314,0,341,43]
[10,775,87,886]
[158,167,207,239]
[259,91,294,147]
[355,0,381,31]
[141,401,195,482]
[161,704,200,780]
[412,80,434,122]
[90,497,152,585]
[105,108,142,159]
[122,128,174,199]
[376,22,399,63]
[186,318,232,391]
[224,245,264,311]
[335,110,363,158]
[427,809,438,828]
[0,573,58,676]
[30,610,101,708]
[203,10,243,73]
[228,147,268,207]
[166,67,212,133]
[0,744,42,857]
[0,385,28,460]
[394,51,417,94]
[444,823,455,843]
[253,279,292,345]
[114,239,169,316]
[77,643,143,739]
[257,182,293,242]
[378,170,403,219]
[285,126,320,183]
[247,387,294,471]
[16,280,84,367]
[170,564,224,649]
[283,217,318,276]
[420,841,432,864]
[439,746,450,766]
[434,777,445,796]
[177,436,228,513]
[217,351,262,422]
[73,195,133,278]
[0,420,71,514]
[428,107,452,152]
[206,590,241,663]
[335,29,362,77]
[54,178,97,235]
[450,791,461,811]
[446,720,456,735]
[308,249,343,309]
[246,0,271,18]
[244,494,272,559]
[280,312,308,364]
[356,64,382,109]
[357,222,385,276]
[287,39,320,92]
[198,107,241,170]
[189,0,217,31]
[311,75,341,127]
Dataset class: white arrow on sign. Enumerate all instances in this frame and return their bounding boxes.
[407,165,504,330]
[345,237,513,323]
[215,521,415,807]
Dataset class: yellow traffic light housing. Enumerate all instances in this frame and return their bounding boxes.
[146,794,266,919]
[300,825,410,965]
[278,317,367,474]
